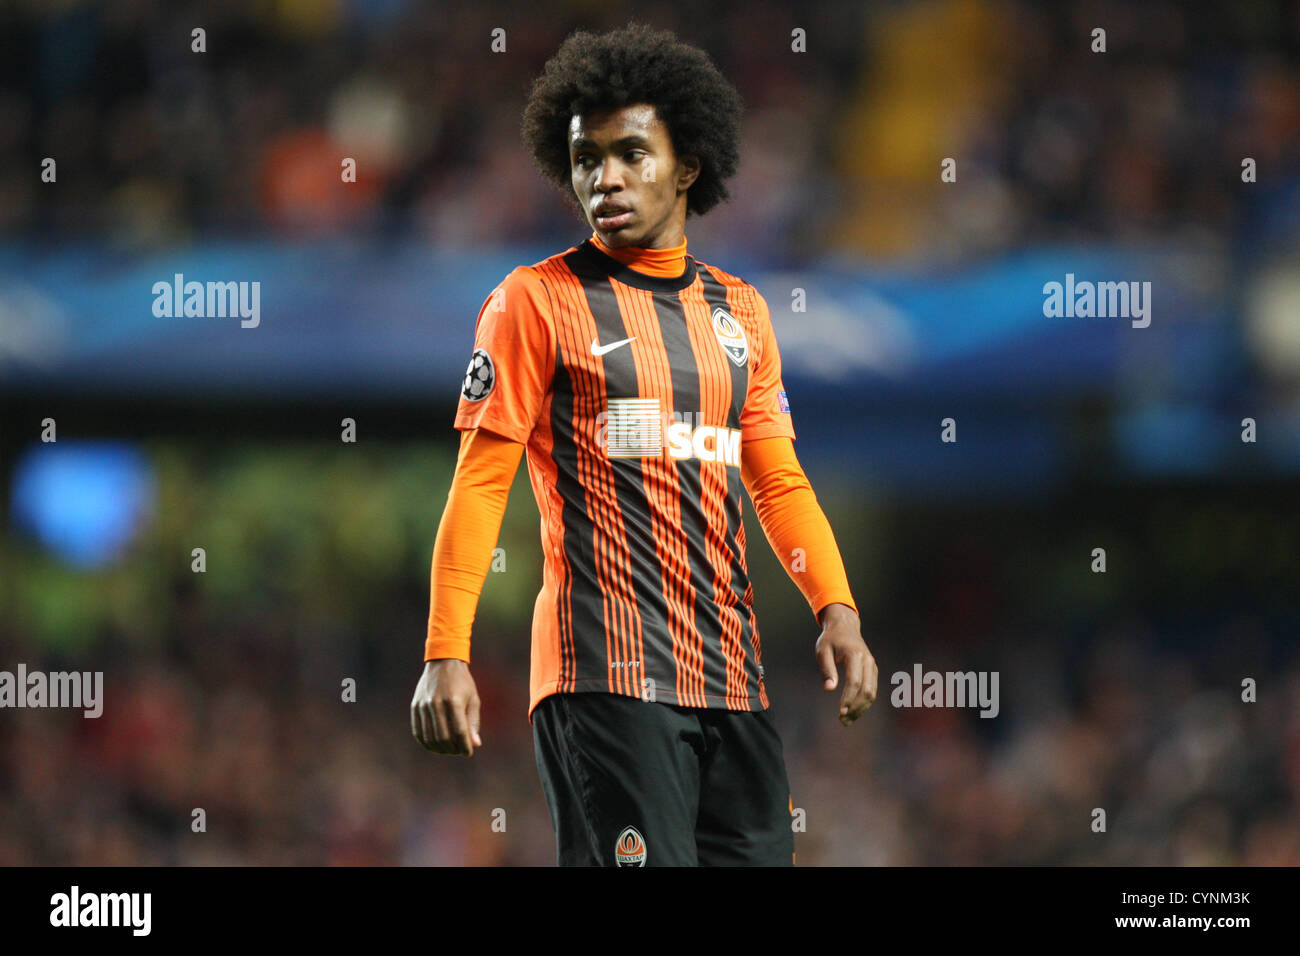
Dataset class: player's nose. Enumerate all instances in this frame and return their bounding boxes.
[593,159,624,194]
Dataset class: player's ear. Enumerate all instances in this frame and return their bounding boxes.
[677,154,702,190]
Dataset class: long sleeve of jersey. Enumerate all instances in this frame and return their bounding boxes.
[740,435,858,622]
[424,427,525,663]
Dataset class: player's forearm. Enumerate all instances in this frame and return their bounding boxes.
[425,428,525,662]
[759,497,858,619]
[741,436,858,620]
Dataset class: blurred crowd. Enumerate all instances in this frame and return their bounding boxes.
[1,462,1295,865]
[1,0,1297,261]
[1,589,1294,866]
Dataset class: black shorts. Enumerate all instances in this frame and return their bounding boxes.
[531,692,795,866]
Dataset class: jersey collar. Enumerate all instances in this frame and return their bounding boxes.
[577,236,699,295]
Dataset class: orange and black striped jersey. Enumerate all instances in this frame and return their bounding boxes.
[454,232,796,719]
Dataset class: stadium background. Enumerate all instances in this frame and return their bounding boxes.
[1,0,1298,865]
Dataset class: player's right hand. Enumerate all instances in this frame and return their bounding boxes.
[411,659,483,756]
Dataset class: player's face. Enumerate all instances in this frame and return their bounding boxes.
[569,103,700,250]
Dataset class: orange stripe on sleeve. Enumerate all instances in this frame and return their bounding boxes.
[740,435,858,621]
[424,427,526,663]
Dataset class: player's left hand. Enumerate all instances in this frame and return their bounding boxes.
[814,604,877,726]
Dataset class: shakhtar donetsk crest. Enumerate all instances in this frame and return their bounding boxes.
[614,825,646,866]
[711,307,748,367]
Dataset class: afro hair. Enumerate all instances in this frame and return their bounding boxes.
[521,21,744,220]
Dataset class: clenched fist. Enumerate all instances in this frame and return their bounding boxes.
[411,659,483,756]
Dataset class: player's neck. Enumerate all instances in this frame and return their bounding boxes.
[589,231,689,278]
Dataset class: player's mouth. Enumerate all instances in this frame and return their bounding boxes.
[594,204,633,230]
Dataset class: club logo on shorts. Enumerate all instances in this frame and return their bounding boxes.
[614,825,646,867]
[461,348,495,402]
[711,307,748,367]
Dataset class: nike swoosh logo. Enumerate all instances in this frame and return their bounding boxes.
[590,336,636,356]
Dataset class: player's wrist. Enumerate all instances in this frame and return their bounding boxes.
[817,602,859,627]
[425,657,470,670]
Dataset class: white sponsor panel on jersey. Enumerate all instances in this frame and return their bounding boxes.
[604,398,663,457]
[601,398,741,466]
[665,421,741,466]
